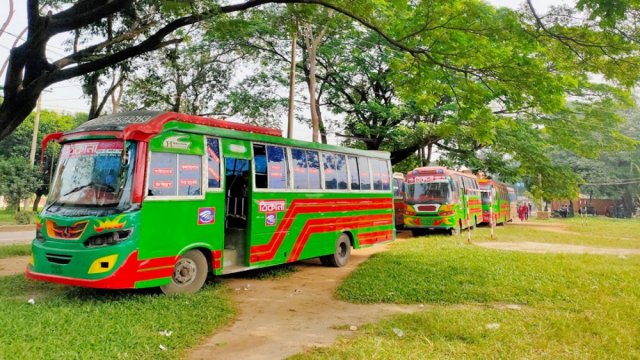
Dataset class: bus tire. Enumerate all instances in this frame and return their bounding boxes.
[319,255,331,266]
[161,249,208,295]
[411,229,425,237]
[325,233,351,267]
[449,227,459,236]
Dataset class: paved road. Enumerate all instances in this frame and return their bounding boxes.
[0,231,34,245]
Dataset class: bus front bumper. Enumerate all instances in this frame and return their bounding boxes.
[403,215,456,229]
[26,251,140,289]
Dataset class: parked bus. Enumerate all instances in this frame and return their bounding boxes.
[27,111,394,294]
[478,179,512,225]
[403,166,481,236]
[393,172,405,228]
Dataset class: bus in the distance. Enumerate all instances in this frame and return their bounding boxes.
[27,111,394,294]
[478,179,512,225]
[392,172,405,228]
[403,166,481,236]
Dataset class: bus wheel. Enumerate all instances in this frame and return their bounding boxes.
[411,229,425,237]
[161,250,208,295]
[324,233,351,267]
[449,227,459,236]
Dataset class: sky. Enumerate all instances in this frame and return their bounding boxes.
[0,0,570,143]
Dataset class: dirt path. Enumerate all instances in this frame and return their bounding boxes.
[188,245,420,360]
[477,241,640,256]
[509,221,580,235]
[0,256,28,277]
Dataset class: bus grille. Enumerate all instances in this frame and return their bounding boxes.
[417,205,438,212]
[46,220,88,239]
[46,253,72,265]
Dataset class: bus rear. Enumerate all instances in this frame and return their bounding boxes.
[403,168,462,236]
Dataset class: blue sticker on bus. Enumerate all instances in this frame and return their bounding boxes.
[265,213,277,226]
[198,207,215,225]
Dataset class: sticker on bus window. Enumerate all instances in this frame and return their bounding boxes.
[198,207,215,225]
[265,213,277,226]
[258,200,286,213]
[153,168,174,175]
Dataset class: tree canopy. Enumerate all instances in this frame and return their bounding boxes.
[3,0,640,202]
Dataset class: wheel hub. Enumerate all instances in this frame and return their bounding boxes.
[173,258,197,285]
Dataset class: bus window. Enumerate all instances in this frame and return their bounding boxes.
[381,161,390,190]
[206,138,221,189]
[148,152,201,197]
[336,154,348,190]
[406,182,452,205]
[372,159,383,190]
[348,156,360,190]
[292,148,308,189]
[178,154,202,196]
[322,153,338,190]
[253,144,268,189]
[148,152,177,196]
[358,157,371,190]
[308,151,321,189]
[393,178,403,198]
[267,145,288,189]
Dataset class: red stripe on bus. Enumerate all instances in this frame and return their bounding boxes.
[358,230,394,245]
[250,198,392,260]
[286,214,393,262]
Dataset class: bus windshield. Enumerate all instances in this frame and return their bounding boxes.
[405,182,452,205]
[47,140,135,208]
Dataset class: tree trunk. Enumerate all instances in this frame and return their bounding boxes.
[287,30,297,139]
[32,194,42,212]
[425,143,433,165]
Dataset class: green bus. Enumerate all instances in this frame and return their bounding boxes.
[27,111,394,294]
[478,178,513,225]
[403,166,482,236]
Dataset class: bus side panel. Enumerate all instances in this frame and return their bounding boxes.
[137,192,225,284]
[248,192,393,266]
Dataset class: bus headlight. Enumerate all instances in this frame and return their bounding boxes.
[84,229,133,248]
[35,228,45,242]
[405,204,416,216]
[438,205,456,216]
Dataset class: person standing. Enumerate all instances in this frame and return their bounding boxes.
[518,204,525,222]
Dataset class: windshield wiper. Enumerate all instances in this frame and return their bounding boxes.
[63,182,115,197]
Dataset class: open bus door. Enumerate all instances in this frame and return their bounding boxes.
[223,157,250,272]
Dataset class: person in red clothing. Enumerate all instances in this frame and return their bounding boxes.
[518,203,525,221]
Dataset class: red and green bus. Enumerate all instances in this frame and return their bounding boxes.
[403,166,482,236]
[393,172,405,228]
[27,111,394,294]
[478,179,513,225]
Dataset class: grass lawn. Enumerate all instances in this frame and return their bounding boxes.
[471,217,640,249]
[0,244,31,259]
[0,276,234,359]
[0,209,15,226]
[294,222,640,359]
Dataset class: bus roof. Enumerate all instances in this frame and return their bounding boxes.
[46,111,390,160]
[408,166,477,179]
[66,111,282,138]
